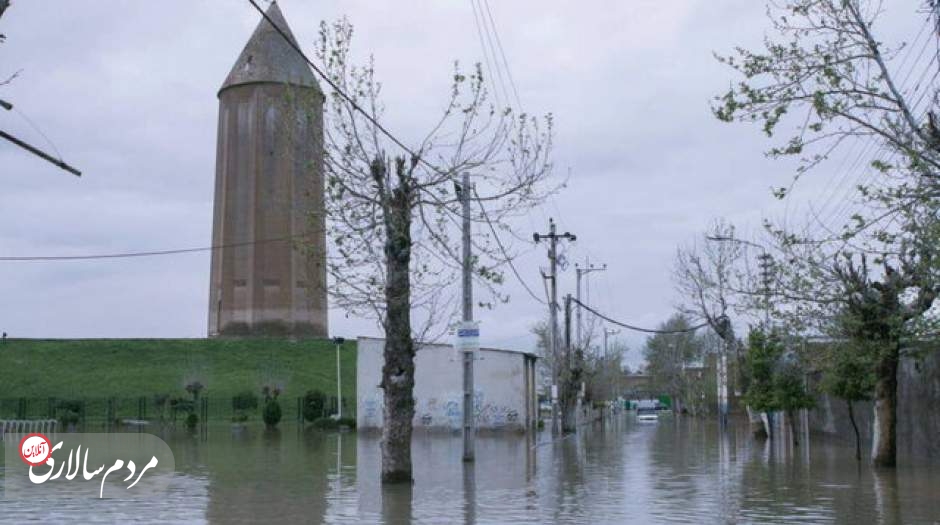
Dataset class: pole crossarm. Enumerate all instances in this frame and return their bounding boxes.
[533,218,576,435]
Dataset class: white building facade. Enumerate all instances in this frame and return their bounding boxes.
[356,337,539,433]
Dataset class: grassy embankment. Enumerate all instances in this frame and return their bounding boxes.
[0,338,356,420]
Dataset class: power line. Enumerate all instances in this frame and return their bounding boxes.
[0,235,303,261]
[470,0,507,109]
[479,0,523,110]
[570,297,708,335]
[473,187,545,305]
[246,0,434,174]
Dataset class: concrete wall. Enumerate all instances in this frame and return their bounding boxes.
[356,337,537,433]
[808,349,940,463]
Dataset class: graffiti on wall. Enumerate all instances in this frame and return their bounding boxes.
[360,395,380,426]
[407,390,521,429]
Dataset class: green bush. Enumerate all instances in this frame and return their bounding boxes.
[185,381,205,401]
[57,399,82,428]
[262,400,282,428]
[232,390,259,422]
[169,397,194,419]
[184,412,199,432]
[233,390,259,411]
[303,390,327,422]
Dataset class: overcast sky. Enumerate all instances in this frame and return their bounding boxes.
[0,1,925,369]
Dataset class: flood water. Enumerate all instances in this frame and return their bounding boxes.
[2,414,939,523]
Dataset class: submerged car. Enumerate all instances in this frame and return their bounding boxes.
[636,407,659,422]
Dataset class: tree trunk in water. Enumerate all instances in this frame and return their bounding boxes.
[847,400,861,462]
[379,161,416,484]
[561,386,578,432]
[871,345,899,468]
[747,405,767,439]
[787,409,798,447]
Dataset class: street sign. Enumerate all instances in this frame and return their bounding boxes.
[455,321,480,352]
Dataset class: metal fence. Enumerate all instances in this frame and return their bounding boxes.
[0,395,352,431]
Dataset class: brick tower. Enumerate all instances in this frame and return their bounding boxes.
[208,2,327,337]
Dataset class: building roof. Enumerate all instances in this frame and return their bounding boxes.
[219,2,320,95]
[356,336,539,360]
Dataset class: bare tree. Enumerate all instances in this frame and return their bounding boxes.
[643,314,703,415]
[674,221,745,376]
[308,18,555,483]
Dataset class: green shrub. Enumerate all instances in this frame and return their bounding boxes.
[185,381,205,401]
[233,390,259,411]
[184,412,199,432]
[56,399,82,428]
[303,390,327,422]
[232,390,259,422]
[262,400,282,428]
[169,397,194,417]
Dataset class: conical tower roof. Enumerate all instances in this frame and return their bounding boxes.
[219,2,320,95]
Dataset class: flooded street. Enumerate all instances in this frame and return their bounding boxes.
[3,414,940,523]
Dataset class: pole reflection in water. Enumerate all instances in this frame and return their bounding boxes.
[461,461,475,525]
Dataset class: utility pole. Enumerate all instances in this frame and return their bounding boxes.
[716,315,731,428]
[0,3,82,178]
[575,260,606,352]
[534,218,576,435]
[757,253,775,328]
[332,337,345,419]
[457,173,476,462]
[706,234,772,429]
[564,293,573,431]
[603,327,619,402]
[0,130,82,177]
[603,327,619,360]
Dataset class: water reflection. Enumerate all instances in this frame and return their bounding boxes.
[2,415,939,523]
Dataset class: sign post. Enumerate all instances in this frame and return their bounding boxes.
[456,321,479,462]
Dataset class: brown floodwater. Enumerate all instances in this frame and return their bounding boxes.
[2,414,939,523]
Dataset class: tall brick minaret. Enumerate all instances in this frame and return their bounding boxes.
[208,2,327,337]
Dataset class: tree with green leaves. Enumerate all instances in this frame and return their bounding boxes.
[773,357,815,447]
[822,338,877,461]
[743,328,782,437]
[714,0,940,467]
[743,327,814,445]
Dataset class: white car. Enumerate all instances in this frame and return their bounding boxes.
[636,407,659,422]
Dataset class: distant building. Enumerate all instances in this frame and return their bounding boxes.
[356,337,539,433]
[207,3,328,337]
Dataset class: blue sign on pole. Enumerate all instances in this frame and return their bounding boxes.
[455,322,480,351]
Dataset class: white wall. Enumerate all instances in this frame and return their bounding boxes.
[357,337,535,432]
